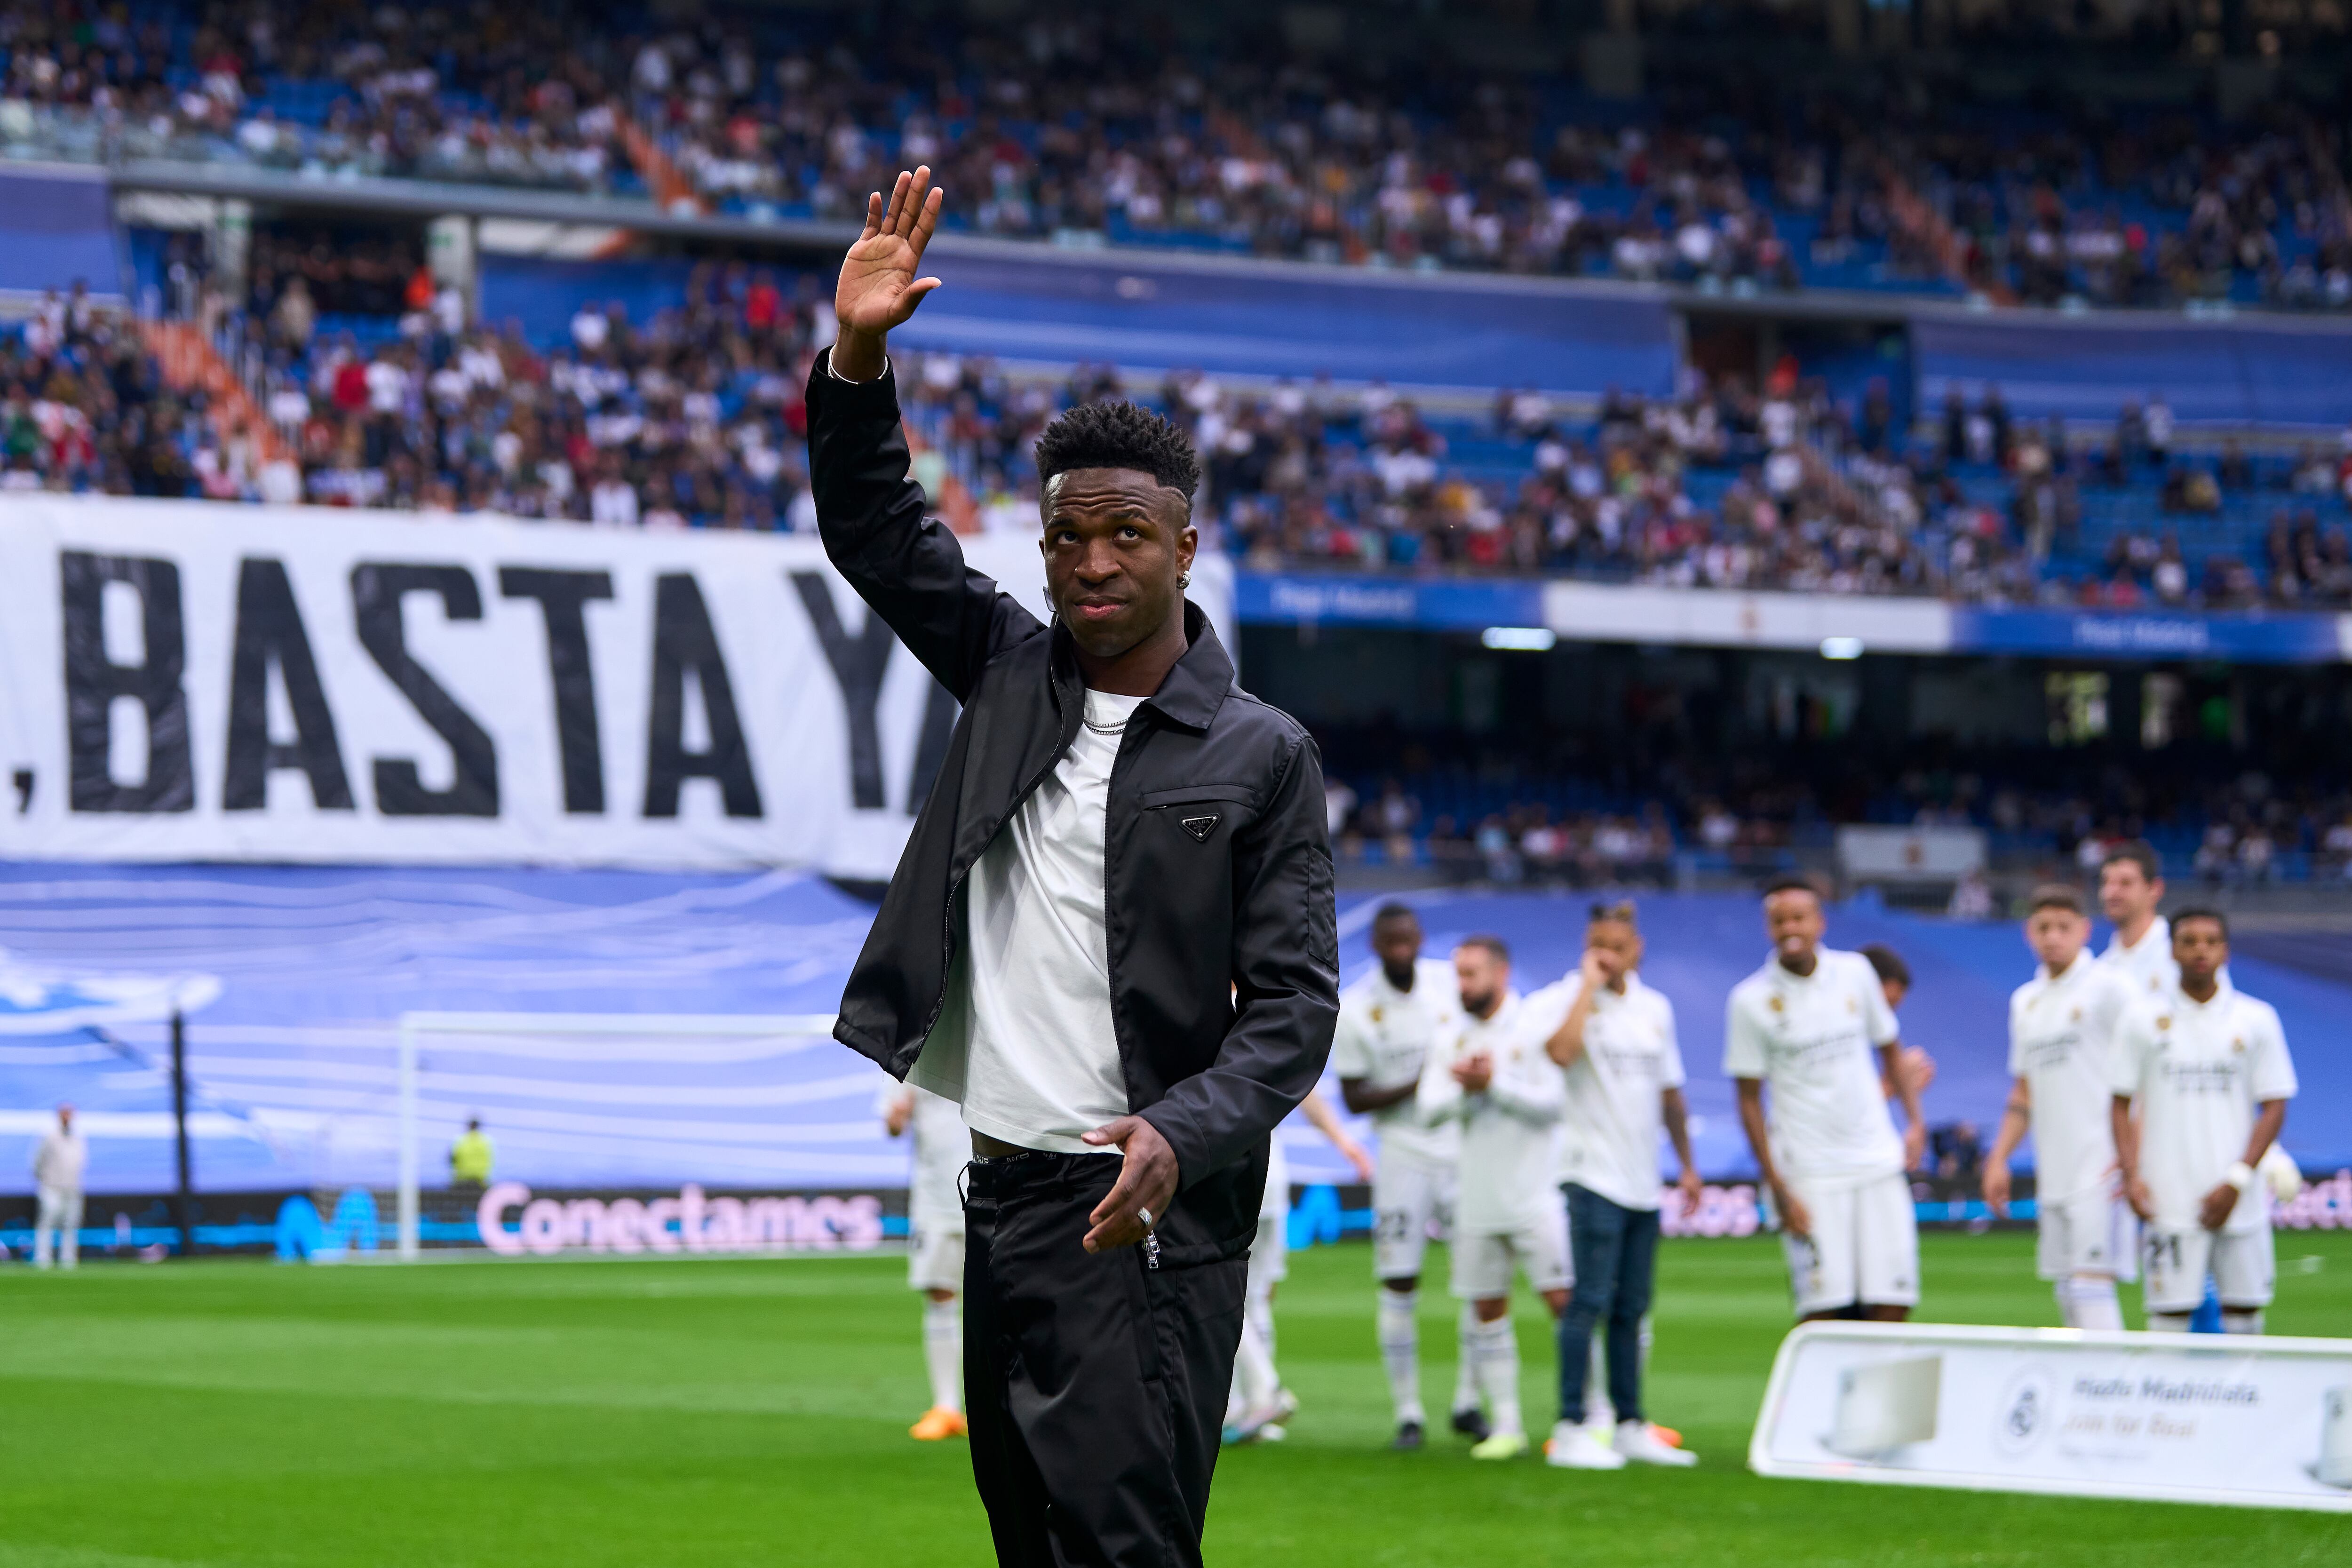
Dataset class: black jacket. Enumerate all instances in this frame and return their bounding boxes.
[808,352,1339,1265]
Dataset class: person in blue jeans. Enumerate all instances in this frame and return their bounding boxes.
[1539,902,1704,1470]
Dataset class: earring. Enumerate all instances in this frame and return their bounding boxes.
[1179,570,1192,589]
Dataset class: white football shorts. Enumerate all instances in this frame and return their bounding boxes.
[2142,1224,2275,1314]
[1450,1209,1571,1301]
[907,1212,966,1293]
[1779,1170,1920,1316]
[1372,1150,1456,1282]
[2035,1186,2139,1282]
[1248,1210,1289,1297]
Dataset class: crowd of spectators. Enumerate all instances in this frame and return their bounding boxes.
[5,0,2352,308]
[11,243,2351,612]
[1317,730,2352,888]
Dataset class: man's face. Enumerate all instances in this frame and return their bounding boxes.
[2099,861,2161,928]
[2173,917,2229,987]
[1454,944,1507,1017]
[1764,889,1824,963]
[1586,921,1640,988]
[2026,907,2090,972]
[56,1104,72,1131]
[1040,467,1198,662]
[1371,915,1421,974]
[1880,978,1907,1011]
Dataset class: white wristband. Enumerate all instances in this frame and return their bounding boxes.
[2225,1161,2255,1192]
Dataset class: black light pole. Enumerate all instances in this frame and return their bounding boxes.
[170,1008,194,1258]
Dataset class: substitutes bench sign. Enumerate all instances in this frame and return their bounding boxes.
[0,497,1231,875]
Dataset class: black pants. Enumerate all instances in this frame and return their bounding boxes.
[964,1150,1248,1568]
[1556,1182,1661,1426]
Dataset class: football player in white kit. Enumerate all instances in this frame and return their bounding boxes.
[881,1081,970,1439]
[2098,841,2176,1001]
[1330,902,1479,1449]
[1224,1085,1373,1444]
[2109,909,2298,1333]
[1726,876,1928,1322]
[1418,935,1572,1461]
[1981,885,2137,1331]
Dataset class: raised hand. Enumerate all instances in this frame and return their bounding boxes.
[832,167,944,380]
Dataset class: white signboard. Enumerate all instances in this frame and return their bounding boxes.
[1836,824,1987,881]
[1752,1321,2352,1512]
[0,497,1232,877]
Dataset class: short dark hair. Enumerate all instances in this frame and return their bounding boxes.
[1761,873,1824,904]
[1459,933,1510,965]
[1033,401,1200,501]
[2028,883,2086,916]
[2170,906,2230,940]
[1860,942,1910,989]
[2100,839,2163,885]
[1588,899,1637,928]
[1372,901,1420,928]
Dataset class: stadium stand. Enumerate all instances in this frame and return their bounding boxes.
[4,0,2351,309]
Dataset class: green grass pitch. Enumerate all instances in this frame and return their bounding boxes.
[2,1231,2348,1568]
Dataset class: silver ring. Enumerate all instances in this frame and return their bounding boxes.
[1136,1206,1154,1231]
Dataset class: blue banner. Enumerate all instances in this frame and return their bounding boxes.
[1954,605,2346,664]
[1235,573,1545,629]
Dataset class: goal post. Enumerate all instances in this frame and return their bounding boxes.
[393,1010,844,1261]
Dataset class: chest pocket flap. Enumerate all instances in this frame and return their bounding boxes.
[1139,783,1259,844]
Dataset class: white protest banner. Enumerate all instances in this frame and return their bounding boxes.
[0,496,1232,877]
[1751,1321,2352,1512]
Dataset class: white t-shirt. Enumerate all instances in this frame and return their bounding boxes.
[2101,916,2177,1003]
[909,688,1141,1154]
[877,1082,969,1229]
[1553,973,1685,1212]
[2007,954,2132,1207]
[1722,947,1904,1187]
[2110,980,2298,1235]
[1418,987,1568,1234]
[1328,958,1462,1168]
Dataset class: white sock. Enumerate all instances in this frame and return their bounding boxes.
[1453,1305,1481,1414]
[1233,1316,1279,1415]
[2145,1311,2192,1333]
[2221,1309,2265,1336]
[1469,1314,1522,1438]
[2065,1276,2124,1331]
[922,1297,961,1413]
[1378,1289,1424,1425]
[1250,1286,1278,1370]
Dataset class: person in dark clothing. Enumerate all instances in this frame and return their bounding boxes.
[809,166,1340,1568]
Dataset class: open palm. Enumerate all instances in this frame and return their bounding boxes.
[836,167,945,337]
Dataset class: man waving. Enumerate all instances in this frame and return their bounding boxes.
[810,167,1339,1568]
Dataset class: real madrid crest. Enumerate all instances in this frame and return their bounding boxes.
[1768,995,1784,1013]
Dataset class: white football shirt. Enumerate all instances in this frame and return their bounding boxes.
[909,688,1141,1154]
[1553,972,1685,1212]
[1328,957,1462,1167]
[2101,915,2177,1003]
[2006,954,2132,1207]
[2110,980,2297,1235]
[1722,947,1904,1187]
[1418,987,1568,1234]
